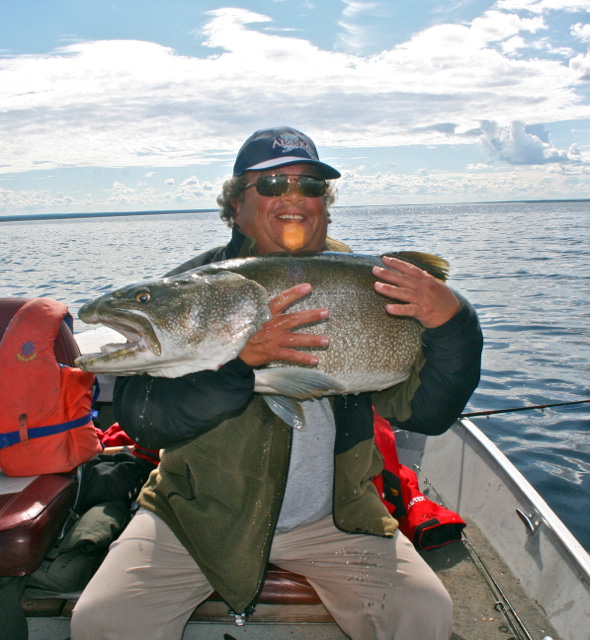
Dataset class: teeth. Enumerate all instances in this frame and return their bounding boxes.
[279,214,304,220]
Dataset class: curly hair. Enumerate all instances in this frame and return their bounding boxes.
[217,175,338,227]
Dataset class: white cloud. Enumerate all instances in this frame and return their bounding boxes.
[111,181,136,196]
[336,0,386,53]
[0,174,222,214]
[572,22,590,42]
[479,120,583,164]
[568,143,583,161]
[495,0,590,13]
[2,162,588,215]
[501,35,528,53]
[466,162,493,170]
[0,6,587,180]
[341,0,383,17]
[334,162,590,205]
[471,10,546,44]
[200,8,272,50]
[569,49,590,80]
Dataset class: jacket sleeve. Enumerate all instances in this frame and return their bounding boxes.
[113,358,255,449]
[372,294,483,435]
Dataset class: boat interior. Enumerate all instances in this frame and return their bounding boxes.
[7,477,563,640]
[0,297,578,640]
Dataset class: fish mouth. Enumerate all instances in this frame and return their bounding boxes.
[76,304,162,369]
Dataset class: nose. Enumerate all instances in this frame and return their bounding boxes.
[280,178,304,202]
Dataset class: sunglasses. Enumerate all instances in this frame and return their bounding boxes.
[244,174,327,198]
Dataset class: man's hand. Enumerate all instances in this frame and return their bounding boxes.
[239,283,329,367]
[373,256,461,329]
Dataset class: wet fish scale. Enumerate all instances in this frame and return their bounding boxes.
[195,253,426,392]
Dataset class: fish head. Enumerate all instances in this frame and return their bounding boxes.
[75,270,270,377]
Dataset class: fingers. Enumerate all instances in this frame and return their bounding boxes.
[239,283,329,368]
[268,283,312,315]
[373,256,461,329]
[270,306,329,333]
[372,256,422,289]
[240,319,328,367]
[267,283,328,334]
[372,257,427,307]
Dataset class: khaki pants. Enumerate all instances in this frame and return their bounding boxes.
[71,509,452,640]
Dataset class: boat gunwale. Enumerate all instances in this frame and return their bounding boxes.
[456,416,590,584]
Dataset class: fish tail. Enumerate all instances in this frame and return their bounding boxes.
[381,251,449,281]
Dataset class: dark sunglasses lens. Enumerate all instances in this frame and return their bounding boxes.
[298,176,326,197]
[255,175,326,197]
[256,175,289,196]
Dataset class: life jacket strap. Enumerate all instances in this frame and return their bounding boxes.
[0,413,94,450]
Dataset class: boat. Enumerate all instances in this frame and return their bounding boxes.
[2,312,590,640]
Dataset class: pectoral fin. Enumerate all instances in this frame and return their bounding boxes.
[254,367,345,398]
[256,368,346,429]
[263,394,305,430]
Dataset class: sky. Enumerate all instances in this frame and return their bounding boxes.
[1,0,589,214]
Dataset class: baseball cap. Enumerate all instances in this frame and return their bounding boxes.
[233,126,341,179]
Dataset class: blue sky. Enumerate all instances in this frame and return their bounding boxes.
[1,0,589,214]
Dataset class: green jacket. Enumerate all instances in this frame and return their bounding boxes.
[139,391,395,613]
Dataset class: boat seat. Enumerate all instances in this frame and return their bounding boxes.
[0,297,80,577]
[0,474,77,576]
[207,564,321,606]
[22,563,323,622]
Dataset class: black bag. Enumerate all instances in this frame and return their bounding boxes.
[24,500,129,599]
[24,450,155,599]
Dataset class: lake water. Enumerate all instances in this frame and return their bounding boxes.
[2,201,589,551]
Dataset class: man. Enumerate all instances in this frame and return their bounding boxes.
[71,126,483,640]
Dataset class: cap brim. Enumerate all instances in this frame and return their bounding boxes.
[241,156,341,179]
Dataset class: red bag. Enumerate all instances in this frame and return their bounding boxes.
[98,422,160,465]
[372,411,465,550]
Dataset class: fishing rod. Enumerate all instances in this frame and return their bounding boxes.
[461,398,590,418]
[462,536,537,640]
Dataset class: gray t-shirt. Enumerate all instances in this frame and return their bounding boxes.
[276,398,336,532]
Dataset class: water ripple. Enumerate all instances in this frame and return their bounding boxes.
[2,202,590,549]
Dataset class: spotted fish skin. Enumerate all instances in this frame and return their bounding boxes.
[76,251,449,427]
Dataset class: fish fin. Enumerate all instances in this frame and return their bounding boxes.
[381,251,449,281]
[263,394,305,430]
[255,367,345,398]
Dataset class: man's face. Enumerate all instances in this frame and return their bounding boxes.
[233,164,329,255]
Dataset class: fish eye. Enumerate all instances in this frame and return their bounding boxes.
[136,291,150,303]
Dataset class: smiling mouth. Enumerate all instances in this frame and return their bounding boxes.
[278,214,305,221]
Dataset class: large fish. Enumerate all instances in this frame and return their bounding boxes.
[76,252,449,428]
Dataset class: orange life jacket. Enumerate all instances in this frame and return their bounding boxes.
[0,298,102,476]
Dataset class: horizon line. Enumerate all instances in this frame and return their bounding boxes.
[1,198,589,222]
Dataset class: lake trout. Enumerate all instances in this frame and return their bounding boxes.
[76,251,449,428]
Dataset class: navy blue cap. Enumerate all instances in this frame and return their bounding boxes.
[233,126,341,179]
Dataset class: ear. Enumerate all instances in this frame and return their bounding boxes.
[232,198,242,224]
